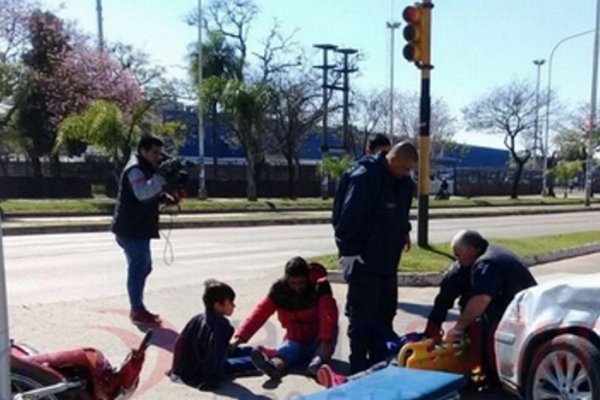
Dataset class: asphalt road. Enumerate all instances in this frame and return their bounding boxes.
[3,211,599,306]
[4,212,600,399]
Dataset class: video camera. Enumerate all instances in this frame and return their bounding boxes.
[158,156,189,199]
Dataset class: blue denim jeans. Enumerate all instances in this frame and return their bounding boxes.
[225,346,258,376]
[116,236,152,312]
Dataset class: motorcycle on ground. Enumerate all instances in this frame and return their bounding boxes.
[9,330,152,400]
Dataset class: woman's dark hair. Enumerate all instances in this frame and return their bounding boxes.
[284,256,309,278]
[203,279,235,310]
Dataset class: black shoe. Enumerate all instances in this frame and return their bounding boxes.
[306,356,323,379]
[251,349,281,381]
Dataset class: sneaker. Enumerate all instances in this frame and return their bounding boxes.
[130,310,162,327]
[250,349,281,380]
[316,364,346,388]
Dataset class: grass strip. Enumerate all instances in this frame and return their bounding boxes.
[311,230,600,274]
[0,196,597,215]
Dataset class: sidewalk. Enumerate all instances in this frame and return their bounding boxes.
[2,203,600,235]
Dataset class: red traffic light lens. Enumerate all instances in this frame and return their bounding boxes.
[402,6,420,23]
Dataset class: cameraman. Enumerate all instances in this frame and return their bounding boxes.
[112,135,175,327]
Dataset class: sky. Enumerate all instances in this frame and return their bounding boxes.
[40,0,599,150]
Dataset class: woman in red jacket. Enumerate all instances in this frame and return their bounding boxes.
[231,257,339,381]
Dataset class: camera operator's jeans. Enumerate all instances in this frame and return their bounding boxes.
[116,236,152,312]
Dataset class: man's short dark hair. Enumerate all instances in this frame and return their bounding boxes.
[368,134,391,153]
[137,135,163,153]
[203,279,235,310]
[284,256,309,278]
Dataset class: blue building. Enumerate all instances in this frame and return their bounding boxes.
[163,107,510,169]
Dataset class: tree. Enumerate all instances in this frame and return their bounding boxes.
[189,30,241,186]
[351,89,457,159]
[554,103,600,172]
[551,160,582,198]
[56,99,185,183]
[463,80,541,198]
[352,89,388,157]
[214,79,271,200]
[268,65,323,198]
[12,10,143,177]
[187,0,258,80]
[393,92,457,157]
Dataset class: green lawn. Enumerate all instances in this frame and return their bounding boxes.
[311,230,600,273]
[0,195,597,215]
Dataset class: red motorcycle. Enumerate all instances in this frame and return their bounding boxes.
[9,330,152,400]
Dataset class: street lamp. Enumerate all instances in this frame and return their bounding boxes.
[197,0,207,199]
[96,0,104,52]
[0,219,9,399]
[533,59,545,171]
[387,21,401,139]
[543,29,595,196]
[585,0,600,207]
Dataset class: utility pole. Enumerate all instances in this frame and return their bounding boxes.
[533,59,545,171]
[334,48,359,152]
[197,0,207,199]
[96,0,104,52]
[401,1,433,247]
[585,0,600,206]
[313,44,338,198]
[387,21,401,138]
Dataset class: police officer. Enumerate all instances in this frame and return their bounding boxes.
[425,229,537,383]
[112,135,174,327]
[332,141,418,373]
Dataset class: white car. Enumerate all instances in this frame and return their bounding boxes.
[494,273,600,399]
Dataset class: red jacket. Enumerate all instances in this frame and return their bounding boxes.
[235,263,338,344]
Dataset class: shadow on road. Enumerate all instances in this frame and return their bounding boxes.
[214,381,273,399]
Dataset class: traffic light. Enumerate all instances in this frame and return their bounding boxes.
[402,3,429,65]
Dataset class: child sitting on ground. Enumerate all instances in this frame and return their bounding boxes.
[169,279,257,390]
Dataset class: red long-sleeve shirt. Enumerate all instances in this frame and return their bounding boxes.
[235,264,338,344]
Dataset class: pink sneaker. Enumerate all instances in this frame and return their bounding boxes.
[316,364,347,388]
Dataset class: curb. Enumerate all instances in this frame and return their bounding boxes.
[327,243,600,287]
[3,206,599,236]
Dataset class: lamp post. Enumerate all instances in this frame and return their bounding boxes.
[0,218,9,400]
[96,0,104,52]
[197,0,207,199]
[543,29,595,196]
[533,59,545,171]
[387,21,401,139]
[585,0,600,207]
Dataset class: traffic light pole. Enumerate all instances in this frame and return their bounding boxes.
[417,1,433,247]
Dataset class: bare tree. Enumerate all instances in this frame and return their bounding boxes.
[252,21,299,83]
[351,89,457,159]
[394,92,457,150]
[268,64,323,198]
[463,80,540,198]
[351,89,388,157]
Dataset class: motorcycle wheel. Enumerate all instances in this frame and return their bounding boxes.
[10,367,71,400]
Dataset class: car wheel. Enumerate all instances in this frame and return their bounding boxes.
[525,333,600,400]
